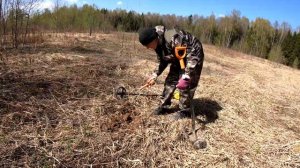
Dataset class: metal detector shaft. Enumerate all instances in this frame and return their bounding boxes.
[114,86,160,99]
[126,93,160,97]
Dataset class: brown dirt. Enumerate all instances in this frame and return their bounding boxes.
[0,32,299,167]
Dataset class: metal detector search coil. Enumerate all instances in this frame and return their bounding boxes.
[115,86,127,99]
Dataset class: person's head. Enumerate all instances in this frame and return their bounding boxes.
[139,28,159,50]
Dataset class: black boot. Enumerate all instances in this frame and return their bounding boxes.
[153,105,170,115]
[171,110,190,120]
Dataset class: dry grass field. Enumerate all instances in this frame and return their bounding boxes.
[0,32,299,167]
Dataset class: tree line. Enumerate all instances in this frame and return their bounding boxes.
[0,2,299,69]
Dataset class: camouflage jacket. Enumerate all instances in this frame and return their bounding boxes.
[153,25,204,78]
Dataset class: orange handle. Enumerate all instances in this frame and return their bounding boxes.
[175,46,187,59]
[179,59,185,69]
[175,46,187,69]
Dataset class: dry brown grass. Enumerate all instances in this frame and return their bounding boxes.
[0,32,299,167]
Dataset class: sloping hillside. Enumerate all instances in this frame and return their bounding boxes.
[0,33,299,167]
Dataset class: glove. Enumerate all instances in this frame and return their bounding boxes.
[176,74,190,90]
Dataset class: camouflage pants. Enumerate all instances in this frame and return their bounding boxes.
[160,59,203,113]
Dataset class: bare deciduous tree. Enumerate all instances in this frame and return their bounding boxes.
[5,0,40,48]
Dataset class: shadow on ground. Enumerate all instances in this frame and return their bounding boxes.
[193,98,223,124]
[162,97,222,124]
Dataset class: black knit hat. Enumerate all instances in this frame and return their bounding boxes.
[139,28,158,46]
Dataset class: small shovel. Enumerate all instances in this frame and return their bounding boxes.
[190,100,207,149]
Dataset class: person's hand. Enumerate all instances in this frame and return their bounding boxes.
[140,73,157,89]
[146,77,156,86]
[176,74,190,90]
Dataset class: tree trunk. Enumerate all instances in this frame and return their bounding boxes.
[20,12,24,46]
[226,32,232,48]
[0,0,2,46]
[3,21,6,35]
[25,14,29,41]
[0,0,2,28]
[14,7,18,48]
